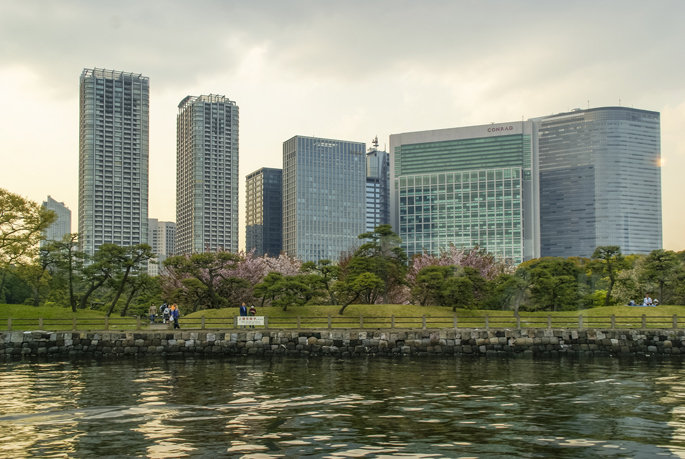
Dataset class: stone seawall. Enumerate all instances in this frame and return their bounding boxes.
[3,328,685,359]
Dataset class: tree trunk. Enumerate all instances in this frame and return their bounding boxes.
[33,286,40,307]
[605,279,614,307]
[120,285,140,317]
[338,293,361,315]
[659,280,664,304]
[79,277,108,310]
[0,270,7,301]
[68,252,76,312]
[107,267,132,316]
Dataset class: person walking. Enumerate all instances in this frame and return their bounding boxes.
[248,305,257,328]
[162,304,170,324]
[148,303,157,324]
[171,304,180,329]
[239,302,248,328]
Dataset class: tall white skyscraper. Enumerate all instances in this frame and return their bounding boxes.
[176,95,239,253]
[78,68,149,256]
[147,218,176,275]
[365,137,390,232]
[41,196,72,246]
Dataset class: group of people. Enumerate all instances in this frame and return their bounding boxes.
[148,303,181,329]
[239,303,257,328]
[628,294,660,307]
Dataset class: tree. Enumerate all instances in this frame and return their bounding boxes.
[336,272,384,315]
[488,270,530,314]
[78,244,120,311]
[120,273,157,317]
[353,225,408,304]
[441,277,474,311]
[253,272,284,306]
[642,249,679,304]
[16,243,59,307]
[270,276,313,311]
[52,233,87,311]
[106,244,155,316]
[301,259,341,305]
[526,257,582,311]
[0,188,57,295]
[163,251,242,310]
[591,246,628,306]
[411,265,453,306]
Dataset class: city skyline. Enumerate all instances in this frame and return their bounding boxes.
[1,2,684,253]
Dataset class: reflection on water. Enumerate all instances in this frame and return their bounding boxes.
[1,357,685,458]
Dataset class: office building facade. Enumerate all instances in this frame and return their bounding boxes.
[283,136,366,262]
[536,107,662,257]
[147,219,176,276]
[365,141,390,232]
[246,167,283,257]
[176,95,239,254]
[41,196,72,246]
[390,122,540,264]
[78,68,149,256]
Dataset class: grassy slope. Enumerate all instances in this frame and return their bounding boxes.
[185,304,685,319]
[0,304,106,319]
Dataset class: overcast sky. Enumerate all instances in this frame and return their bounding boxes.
[1,0,683,251]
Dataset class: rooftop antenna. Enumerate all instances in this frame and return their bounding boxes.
[619,99,621,107]
[587,100,589,109]
[372,136,379,148]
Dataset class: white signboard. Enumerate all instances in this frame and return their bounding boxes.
[237,316,264,326]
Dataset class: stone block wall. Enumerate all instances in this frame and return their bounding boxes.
[2,328,685,359]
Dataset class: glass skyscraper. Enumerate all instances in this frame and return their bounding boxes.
[245,167,283,257]
[175,94,239,254]
[78,68,149,257]
[535,107,662,257]
[283,136,366,262]
[365,142,390,232]
[389,122,541,264]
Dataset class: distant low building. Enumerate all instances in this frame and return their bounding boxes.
[147,218,176,276]
[41,196,72,246]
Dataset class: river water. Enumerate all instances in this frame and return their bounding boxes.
[1,356,684,458]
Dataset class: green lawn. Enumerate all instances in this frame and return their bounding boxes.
[183,304,685,330]
[3,303,683,331]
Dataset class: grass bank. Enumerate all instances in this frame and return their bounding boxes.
[185,304,685,319]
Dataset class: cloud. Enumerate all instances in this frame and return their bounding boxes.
[0,0,684,250]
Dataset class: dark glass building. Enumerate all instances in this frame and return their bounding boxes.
[536,107,661,257]
[283,136,366,262]
[245,167,283,257]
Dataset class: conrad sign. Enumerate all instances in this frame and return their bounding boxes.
[487,125,514,133]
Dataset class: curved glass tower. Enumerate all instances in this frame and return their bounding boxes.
[536,107,661,257]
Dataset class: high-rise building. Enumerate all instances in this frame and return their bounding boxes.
[41,196,72,245]
[535,107,662,257]
[283,136,366,262]
[78,68,149,256]
[365,137,390,233]
[245,167,283,257]
[176,95,239,254]
[389,122,540,264]
[147,218,176,275]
